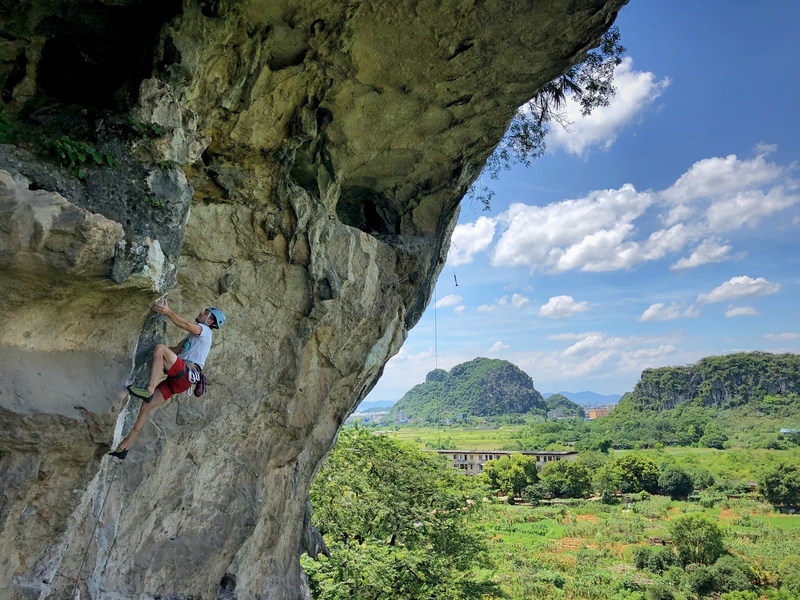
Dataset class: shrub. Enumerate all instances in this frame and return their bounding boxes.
[777,555,800,595]
[659,465,694,500]
[687,565,717,596]
[534,570,566,589]
[710,555,756,593]
[632,546,653,570]
[648,586,675,600]
[669,513,725,566]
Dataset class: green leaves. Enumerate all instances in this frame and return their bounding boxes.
[668,513,725,566]
[304,427,497,600]
[46,135,119,179]
[759,462,800,508]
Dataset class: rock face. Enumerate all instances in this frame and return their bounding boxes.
[0,1,626,598]
[631,352,800,411]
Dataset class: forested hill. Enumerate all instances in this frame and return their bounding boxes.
[628,352,800,411]
[391,358,546,420]
[582,352,800,450]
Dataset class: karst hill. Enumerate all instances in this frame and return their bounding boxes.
[596,352,800,449]
[394,357,548,419]
[0,1,626,598]
[390,357,584,421]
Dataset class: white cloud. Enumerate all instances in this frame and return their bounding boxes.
[488,341,510,353]
[705,187,800,232]
[511,293,530,308]
[435,294,463,308]
[547,331,600,341]
[661,152,785,205]
[725,306,760,317]
[459,146,798,276]
[671,238,733,270]
[450,217,496,266]
[538,295,589,319]
[547,57,670,156]
[639,302,684,322]
[764,332,799,340]
[492,184,654,272]
[697,276,780,304]
[477,295,526,312]
[454,305,466,314]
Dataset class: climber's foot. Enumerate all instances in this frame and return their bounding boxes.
[127,385,152,403]
[109,448,128,460]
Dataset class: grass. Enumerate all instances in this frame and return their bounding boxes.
[385,424,525,450]
[476,497,800,600]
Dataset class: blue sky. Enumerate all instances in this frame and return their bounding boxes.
[365,1,800,402]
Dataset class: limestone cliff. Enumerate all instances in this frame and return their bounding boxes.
[0,1,626,598]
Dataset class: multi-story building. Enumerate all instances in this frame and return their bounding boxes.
[433,449,578,475]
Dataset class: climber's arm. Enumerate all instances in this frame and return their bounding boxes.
[153,300,203,335]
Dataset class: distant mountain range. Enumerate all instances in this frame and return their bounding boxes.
[356,399,396,412]
[542,391,622,406]
[358,381,621,413]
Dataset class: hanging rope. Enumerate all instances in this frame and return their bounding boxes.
[47,461,118,594]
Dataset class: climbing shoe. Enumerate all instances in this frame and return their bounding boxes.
[127,385,152,403]
[109,448,128,460]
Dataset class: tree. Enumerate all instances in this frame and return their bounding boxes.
[615,455,660,494]
[594,461,624,503]
[539,459,593,499]
[700,422,728,449]
[668,513,725,565]
[471,27,625,208]
[760,462,800,508]
[658,465,694,500]
[304,427,498,600]
[483,454,539,498]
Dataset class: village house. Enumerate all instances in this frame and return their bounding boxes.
[433,449,578,475]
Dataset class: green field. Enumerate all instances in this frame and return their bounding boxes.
[478,496,800,599]
[384,424,525,450]
[383,424,799,482]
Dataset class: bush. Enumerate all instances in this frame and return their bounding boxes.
[669,513,725,565]
[534,570,566,589]
[632,546,653,570]
[686,556,756,596]
[698,491,726,508]
[659,465,694,500]
[710,555,756,594]
[648,586,675,600]
[777,555,800,595]
[687,565,717,596]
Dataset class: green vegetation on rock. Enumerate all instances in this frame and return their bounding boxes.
[391,357,546,421]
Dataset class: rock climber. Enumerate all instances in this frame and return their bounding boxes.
[109,300,226,460]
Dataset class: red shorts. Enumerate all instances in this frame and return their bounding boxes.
[157,356,193,400]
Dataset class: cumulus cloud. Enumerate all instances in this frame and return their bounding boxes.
[477,295,526,312]
[488,341,510,353]
[547,57,670,156]
[671,238,733,270]
[450,145,799,276]
[725,306,760,317]
[705,187,800,232]
[435,294,463,308]
[511,293,530,308]
[661,152,785,205]
[639,302,684,322]
[492,184,654,272]
[450,217,496,266]
[764,332,800,340]
[538,295,589,319]
[697,276,780,304]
